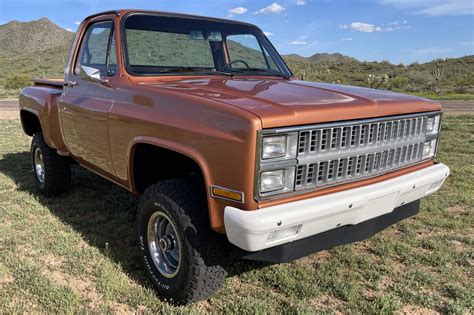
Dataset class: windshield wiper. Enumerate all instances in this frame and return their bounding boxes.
[158,67,233,77]
[229,68,290,79]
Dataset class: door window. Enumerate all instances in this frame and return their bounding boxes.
[75,21,116,76]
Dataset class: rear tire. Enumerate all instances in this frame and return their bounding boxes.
[31,133,71,196]
[137,179,228,305]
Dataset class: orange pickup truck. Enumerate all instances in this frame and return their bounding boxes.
[19,10,450,304]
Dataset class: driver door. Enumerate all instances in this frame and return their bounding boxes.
[59,20,117,175]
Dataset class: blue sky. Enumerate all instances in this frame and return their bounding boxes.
[1,0,473,64]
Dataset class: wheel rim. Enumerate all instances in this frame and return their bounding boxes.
[147,211,182,278]
[34,147,45,184]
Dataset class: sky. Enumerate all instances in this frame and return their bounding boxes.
[0,0,473,64]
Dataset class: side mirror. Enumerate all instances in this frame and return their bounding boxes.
[79,66,109,85]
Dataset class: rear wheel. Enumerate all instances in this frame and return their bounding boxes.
[31,133,71,196]
[137,179,228,305]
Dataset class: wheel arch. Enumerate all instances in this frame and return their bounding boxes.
[128,137,212,193]
[20,109,42,136]
[128,137,217,227]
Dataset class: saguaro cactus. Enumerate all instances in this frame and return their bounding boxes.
[431,58,445,94]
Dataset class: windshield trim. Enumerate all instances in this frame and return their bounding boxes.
[120,12,293,78]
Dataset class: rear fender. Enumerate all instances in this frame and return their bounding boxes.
[19,86,66,150]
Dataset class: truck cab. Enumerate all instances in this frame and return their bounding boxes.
[19,10,450,304]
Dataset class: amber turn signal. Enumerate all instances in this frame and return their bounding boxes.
[211,186,244,203]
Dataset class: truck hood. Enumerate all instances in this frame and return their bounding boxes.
[141,77,441,128]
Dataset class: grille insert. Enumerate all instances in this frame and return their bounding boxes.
[298,116,427,156]
[294,115,429,190]
[295,142,424,189]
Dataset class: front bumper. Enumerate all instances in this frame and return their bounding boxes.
[224,163,450,252]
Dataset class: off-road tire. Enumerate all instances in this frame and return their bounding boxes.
[137,179,229,305]
[31,133,71,196]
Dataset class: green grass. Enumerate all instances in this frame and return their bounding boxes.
[0,115,472,313]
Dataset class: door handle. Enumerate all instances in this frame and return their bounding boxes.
[65,81,77,88]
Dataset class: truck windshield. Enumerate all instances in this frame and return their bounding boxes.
[122,14,292,78]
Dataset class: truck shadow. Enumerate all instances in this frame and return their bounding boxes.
[0,151,269,291]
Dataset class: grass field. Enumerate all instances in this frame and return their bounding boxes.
[0,114,472,313]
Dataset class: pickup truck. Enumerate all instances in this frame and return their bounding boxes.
[19,10,450,304]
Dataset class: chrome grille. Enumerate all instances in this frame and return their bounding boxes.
[295,142,424,189]
[257,112,441,199]
[295,115,428,190]
[298,116,427,156]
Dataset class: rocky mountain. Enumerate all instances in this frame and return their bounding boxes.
[284,53,359,64]
[0,17,74,56]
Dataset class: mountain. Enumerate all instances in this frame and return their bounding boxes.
[308,53,358,64]
[0,17,74,56]
[284,53,359,64]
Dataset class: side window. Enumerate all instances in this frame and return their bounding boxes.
[75,21,116,77]
[226,34,272,69]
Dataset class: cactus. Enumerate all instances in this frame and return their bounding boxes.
[367,73,389,89]
[431,58,445,94]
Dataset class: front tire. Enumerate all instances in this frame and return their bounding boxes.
[137,179,228,305]
[31,133,71,196]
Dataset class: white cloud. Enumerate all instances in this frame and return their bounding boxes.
[65,28,73,32]
[342,37,353,41]
[340,21,410,32]
[379,0,473,16]
[254,3,285,14]
[228,7,248,16]
[74,21,80,25]
[340,22,377,32]
[264,31,274,36]
[289,40,307,45]
[296,0,306,5]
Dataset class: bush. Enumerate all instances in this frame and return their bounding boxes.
[4,74,32,90]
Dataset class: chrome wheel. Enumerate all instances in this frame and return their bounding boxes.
[147,211,182,278]
[34,147,45,184]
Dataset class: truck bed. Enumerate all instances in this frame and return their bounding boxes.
[32,78,64,88]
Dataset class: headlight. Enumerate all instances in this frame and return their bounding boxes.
[423,139,437,159]
[262,136,287,159]
[260,167,296,194]
[261,133,298,160]
[260,170,285,192]
[426,115,440,135]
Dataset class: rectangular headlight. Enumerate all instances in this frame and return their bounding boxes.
[423,139,437,159]
[426,115,441,135]
[260,170,285,192]
[260,168,295,194]
[261,133,298,160]
[262,136,287,159]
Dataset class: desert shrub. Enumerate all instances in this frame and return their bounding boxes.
[4,74,32,90]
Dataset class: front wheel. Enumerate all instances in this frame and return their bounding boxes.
[31,133,71,196]
[137,179,228,305]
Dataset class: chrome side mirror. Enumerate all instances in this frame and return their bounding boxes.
[79,66,109,85]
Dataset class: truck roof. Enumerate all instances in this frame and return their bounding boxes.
[83,9,262,31]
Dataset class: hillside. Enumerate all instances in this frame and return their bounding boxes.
[0,17,473,100]
[0,17,74,56]
[284,53,358,64]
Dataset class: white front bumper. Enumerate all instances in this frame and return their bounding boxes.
[224,163,450,252]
